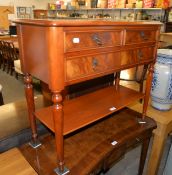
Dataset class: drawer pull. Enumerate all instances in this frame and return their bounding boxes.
[138,50,143,60]
[136,138,140,142]
[140,31,148,40]
[92,58,98,70]
[91,34,102,46]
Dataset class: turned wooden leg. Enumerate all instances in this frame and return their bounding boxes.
[24,73,41,148]
[115,72,120,90]
[139,65,149,93]
[15,72,19,79]
[138,65,149,103]
[2,60,6,71]
[142,64,154,120]
[52,91,69,175]
[0,86,4,106]
[138,137,151,175]
[0,57,1,69]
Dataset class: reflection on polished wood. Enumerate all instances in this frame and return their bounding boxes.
[19,108,156,175]
[0,148,37,175]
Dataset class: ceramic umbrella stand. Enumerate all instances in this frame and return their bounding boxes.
[151,49,172,111]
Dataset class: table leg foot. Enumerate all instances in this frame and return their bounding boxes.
[29,140,42,149]
[137,118,146,124]
[54,167,70,175]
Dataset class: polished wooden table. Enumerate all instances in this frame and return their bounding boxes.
[19,108,156,175]
[159,32,172,46]
[0,35,18,41]
[0,148,37,175]
[129,102,172,175]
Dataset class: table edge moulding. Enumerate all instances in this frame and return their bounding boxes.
[14,19,161,175]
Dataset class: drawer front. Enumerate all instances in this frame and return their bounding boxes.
[65,30,122,52]
[127,131,152,148]
[121,47,154,67]
[89,162,103,175]
[135,47,154,62]
[66,52,121,82]
[125,29,156,44]
[120,50,136,66]
[103,144,126,171]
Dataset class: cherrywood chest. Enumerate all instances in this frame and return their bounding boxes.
[14,19,161,175]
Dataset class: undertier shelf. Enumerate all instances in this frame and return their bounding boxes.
[35,85,144,135]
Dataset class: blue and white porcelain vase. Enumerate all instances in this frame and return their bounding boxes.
[151,49,172,111]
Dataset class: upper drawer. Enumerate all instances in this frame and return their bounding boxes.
[65,52,121,83]
[65,30,122,52]
[125,29,156,45]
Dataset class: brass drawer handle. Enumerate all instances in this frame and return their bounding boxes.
[91,34,103,46]
[136,137,140,142]
[140,31,148,40]
[92,58,98,70]
[138,50,143,60]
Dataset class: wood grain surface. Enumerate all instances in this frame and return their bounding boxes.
[0,148,37,175]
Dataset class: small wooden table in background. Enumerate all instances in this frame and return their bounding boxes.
[19,108,156,175]
[159,32,172,47]
[120,80,172,175]
[0,148,37,175]
[129,102,172,175]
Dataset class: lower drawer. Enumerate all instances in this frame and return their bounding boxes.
[65,46,154,83]
[65,52,121,82]
[103,144,126,171]
[127,131,152,149]
[135,47,154,62]
[121,46,154,66]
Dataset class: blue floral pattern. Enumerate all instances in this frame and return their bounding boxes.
[157,56,172,65]
[167,68,172,101]
[151,49,172,110]
[152,67,159,92]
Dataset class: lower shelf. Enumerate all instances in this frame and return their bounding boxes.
[35,85,145,135]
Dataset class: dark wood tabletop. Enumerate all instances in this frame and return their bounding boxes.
[19,108,156,175]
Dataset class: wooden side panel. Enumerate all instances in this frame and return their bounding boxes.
[17,24,49,84]
[17,25,65,91]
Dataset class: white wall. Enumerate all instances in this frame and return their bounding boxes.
[0,0,57,18]
[0,0,56,10]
